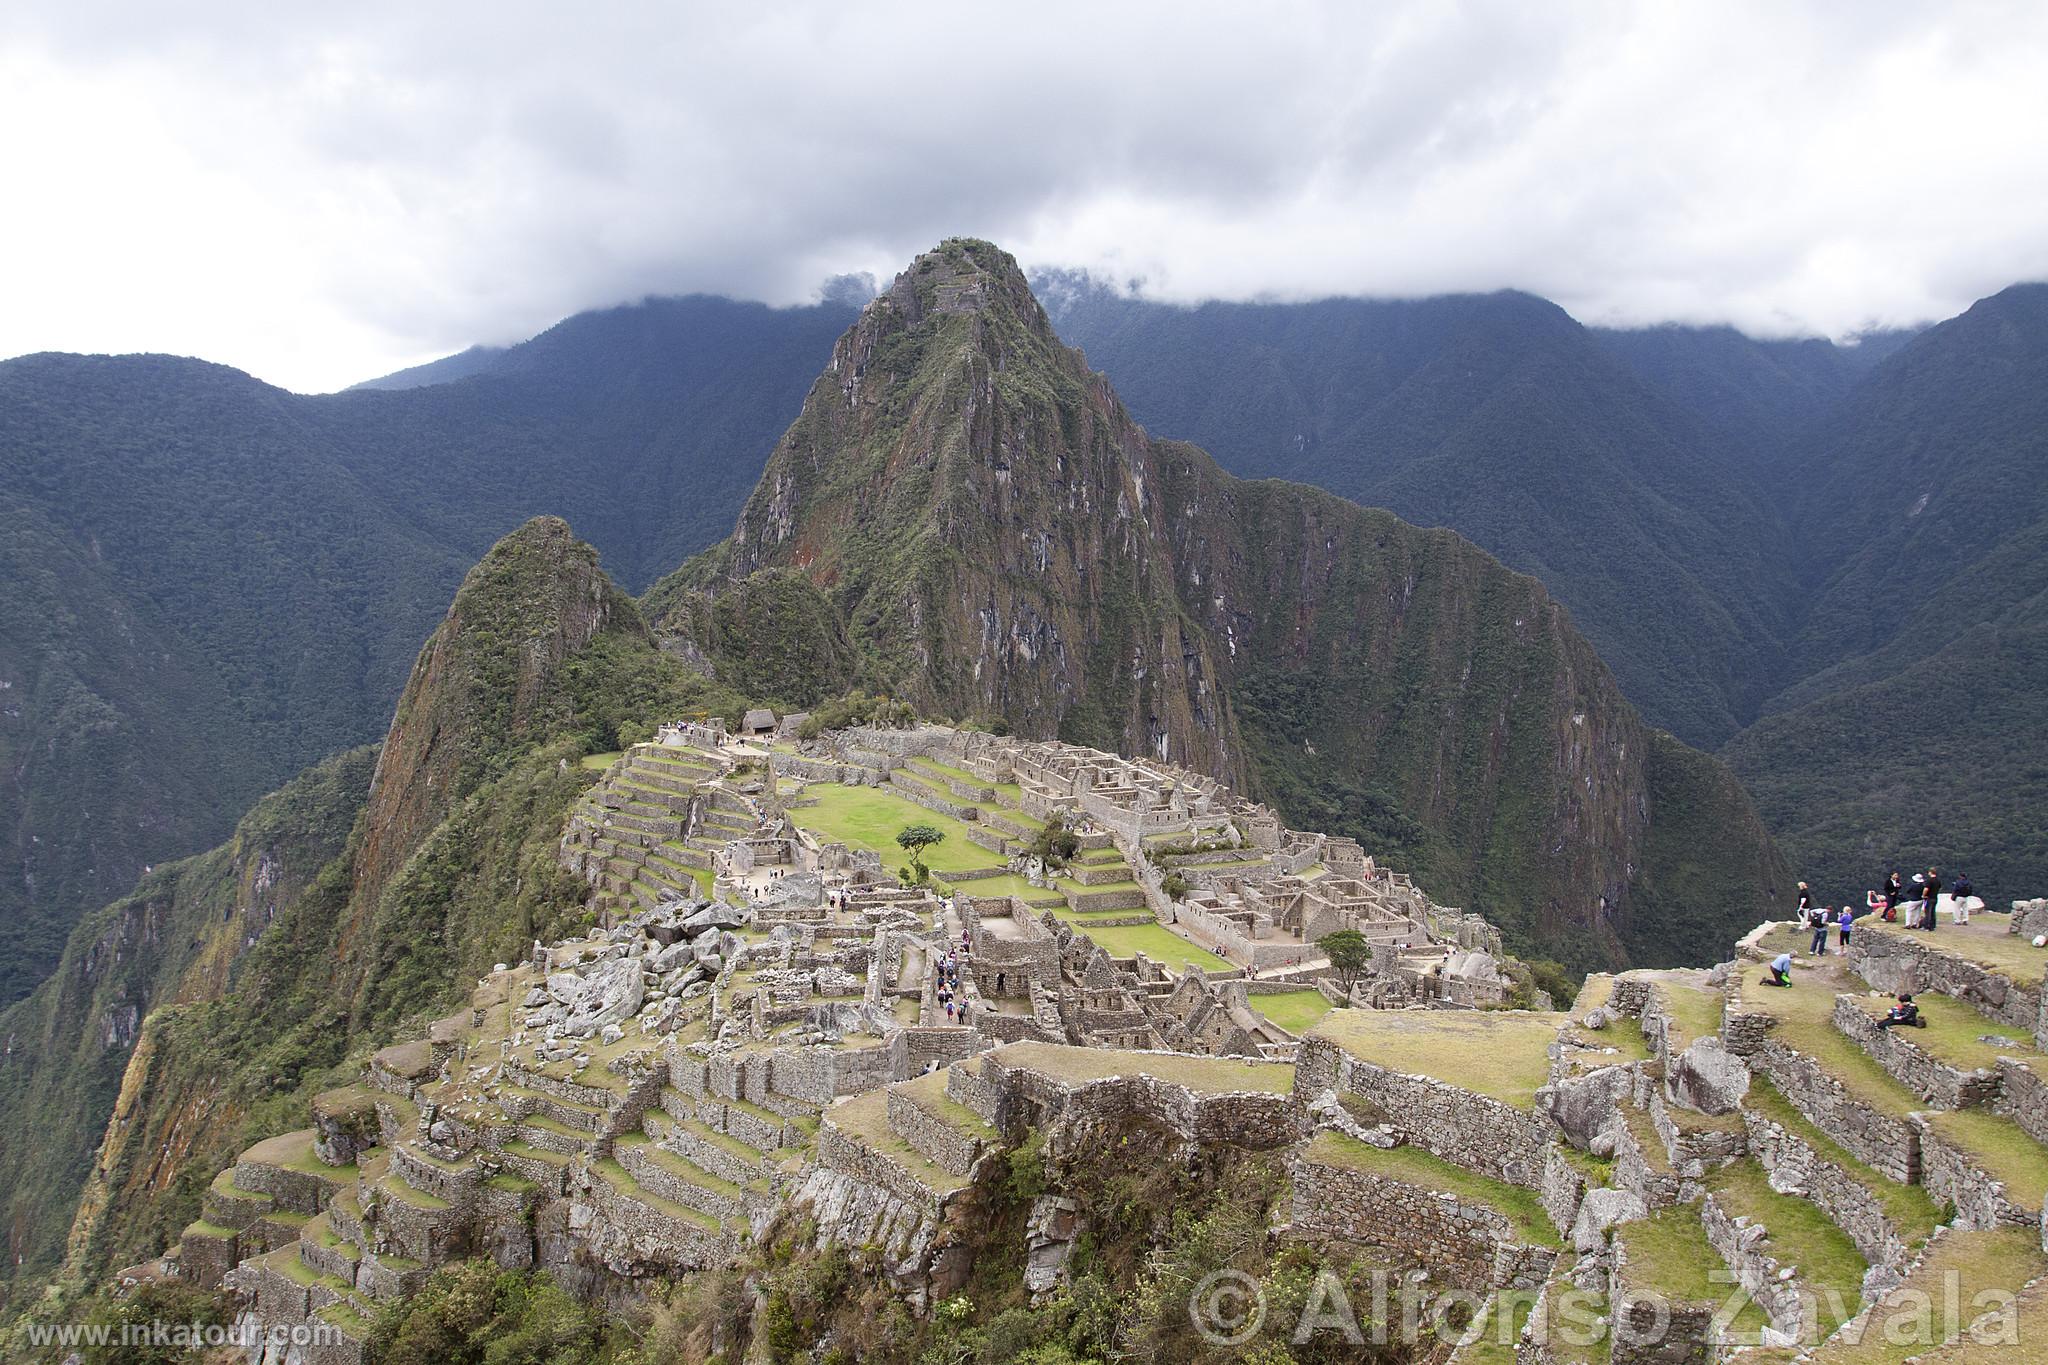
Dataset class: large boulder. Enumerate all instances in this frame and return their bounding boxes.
[559,957,646,1038]
[1571,1187,1648,1253]
[1668,1035,1750,1115]
[1535,1064,1636,1150]
[683,903,748,935]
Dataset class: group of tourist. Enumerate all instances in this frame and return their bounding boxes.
[936,949,965,1022]
[1766,865,1980,989]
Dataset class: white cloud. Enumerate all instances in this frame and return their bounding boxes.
[2,0,2045,391]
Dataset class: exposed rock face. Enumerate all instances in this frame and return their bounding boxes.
[650,239,1788,967]
[1669,1036,1751,1116]
[1572,1187,1648,1253]
[1536,1064,1636,1151]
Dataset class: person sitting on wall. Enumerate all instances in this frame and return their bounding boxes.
[1765,950,1794,988]
[1876,993,1922,1029]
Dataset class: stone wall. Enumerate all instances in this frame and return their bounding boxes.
[1996,1057,2048,1146]
[1912,1117,2040,1231]
[817,1114,948,1216]
[1753,1040,1918,1182]
[886,1089,983,1177]
[1539,1145,1588,1238]
[1610,1107,1681,1211]
[983,1050,1303,1151]
[1740,1108,1913,1273]
[1610,1234,1716,1365]
[946,1063,1004,1127]
[2007,899,2048,941]
[1288,1144,1558,1291]
[1850,924,2042,1036]
[1830,995,2002,1110]
[1699,1191,1806,1337]
[1296,1037,1555,1186]
[1609,978,1653,1019]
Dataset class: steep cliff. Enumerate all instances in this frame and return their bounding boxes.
[649,240,1789,968]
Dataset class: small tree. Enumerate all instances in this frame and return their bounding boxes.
[1161,871,1191,901]
[1318,928,1371,988]
[895,824,947,884]
[1026,818,1081,870]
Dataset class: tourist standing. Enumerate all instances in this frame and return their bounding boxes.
[1808,899,1830,956]
[1884,871,1905,921]
[1836,904,1854,955]
[1922,868,1942,932]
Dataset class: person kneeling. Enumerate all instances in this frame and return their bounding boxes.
[1765,951,1794,988]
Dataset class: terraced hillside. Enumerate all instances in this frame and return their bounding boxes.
[154,778,2046,1363]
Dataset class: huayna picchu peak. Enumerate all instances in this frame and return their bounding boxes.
[651,239,1789,974]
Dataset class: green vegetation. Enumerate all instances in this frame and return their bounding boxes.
[932,873,1063,906]
[1617,1207,1770,1336]
[997,1041,1295,1094]
[1250,988,1335,1035]
[786,784,998,874]
[1317,928,1370,986]
[3,519,752,1321]
[1311,1008,1558,1107]
[1808,1225,2048,1363]
[1072,924,1232,973]
[894,823,947,884]
[366,1260,620,1365]
[1305,1130,1560,1247]
[1708,1161,1869,1336]
[1742,955,2047,1205]
[1742,1077,1942,1244]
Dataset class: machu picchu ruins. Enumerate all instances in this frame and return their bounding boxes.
[131,717,2048,1363]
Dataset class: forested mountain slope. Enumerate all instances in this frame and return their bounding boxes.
[1725,284,2048,901]
[1,517,740,1306]
[1036,275,1823,748]
[0,297,850,1007]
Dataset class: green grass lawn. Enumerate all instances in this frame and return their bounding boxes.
[579,750,624,771]
[934,872,1063,905]
[1310,1009,1559,1108]
[1251,988,1334,1035]
[1656,976,1725,1051]
[1073,923,1232,973]
[1743,955,2046,1204]
[787,783,1005,874]
[996,1040,1293,1094]
[1306,1130,1559,1246]
[1708,1160,1869,1338]
[907,755,985,787]
[1861,915,2048,980]
[1053,876,1145,897]
[825,1091,972,1192]
[1618,1206,1771,1337]
[1454,1289,1541,1365]
[1841,991,2040,1073]
[1809,1225,2048,1363]
[1742,1077,1942,1244]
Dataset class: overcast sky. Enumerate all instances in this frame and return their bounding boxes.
[4,1,2046,393]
